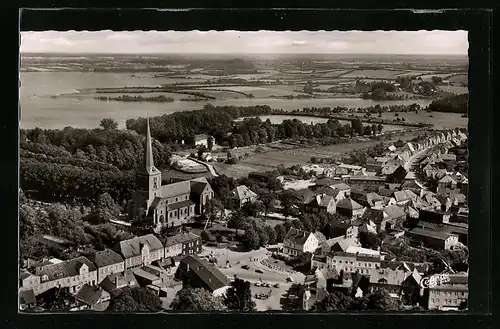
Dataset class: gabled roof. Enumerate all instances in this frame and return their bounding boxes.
[90,249,124,268]
[119,234,163,259]
[293,188,316,204]
[284,228,313,246]
[163,232,201,247]
[180,255,230,291]
[100,270,138,292]
[336,198,363,210]
[362,208,385,224]
[384,205,406,220]
[232,185,258,200]
[330,183,350,191]
[407,227,455,241]
[37,257,96,281]
[361,192,384,206]
[76,284,109,306]
[160,181,191,199]
[190,177,212,194]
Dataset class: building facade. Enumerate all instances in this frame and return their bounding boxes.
[119,234,164,269]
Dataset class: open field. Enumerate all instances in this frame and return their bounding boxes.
[437,85,469,94]
[341,69,407,79]
[377,112,467,130]
[213,130,425,178]
[448,74,468,84]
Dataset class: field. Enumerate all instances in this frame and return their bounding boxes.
[437,85,469,94]
[341,69,407,79]
[212,130,425,178]
[448,74,468,84]
[377,112,467,130]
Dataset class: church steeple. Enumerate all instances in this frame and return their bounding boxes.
[145,117,156,173]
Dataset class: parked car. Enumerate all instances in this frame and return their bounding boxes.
[273,283,280,288]
[241,265,250,270]
[255,269,264,274]
[286,277,294,282]
[254,282,261,287]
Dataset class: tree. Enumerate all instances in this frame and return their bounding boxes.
[241,201,263,217]
[171,287,227,311]
[303,80,314,94]
[358,231,381,250]
[351,118,364,135]
[100,118,118,130]
[108,287,162,312]
[198,145,208,159]
[265,225,277,245]
[207,136,215,150]
[227,210,245,236]
[223,278,256,311]
[377,124,383,134]
[282,284,306,311]
[274,224,287,242]
[90,192,121,224]
[311,291,354,312]
[241,226,260,250]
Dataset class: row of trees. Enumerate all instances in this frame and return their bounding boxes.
[428,93,468,113]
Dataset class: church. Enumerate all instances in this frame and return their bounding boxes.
[129,118,214,233]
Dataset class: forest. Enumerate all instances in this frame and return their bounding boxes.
[428,93,468,113]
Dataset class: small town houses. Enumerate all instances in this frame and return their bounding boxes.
[19,231,204,310]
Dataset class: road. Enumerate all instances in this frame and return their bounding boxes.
[404,147,431,171]
[188,157,219,177]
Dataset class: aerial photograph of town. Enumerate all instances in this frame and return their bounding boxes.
[19,30,469,312]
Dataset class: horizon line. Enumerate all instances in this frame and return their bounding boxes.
[20,51,468,56]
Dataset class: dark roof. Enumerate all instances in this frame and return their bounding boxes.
[180,255,230,291]
[293,188,316,204]
[100,270,138,292]
[163,232,201,247]
[336,198,363,210]
[37,257,96,281]
[284,228,311,246]
[361,208,384,224]
[76,284,104,305]
[168,199,195,211]
[407,227,455,241]
[356,255,381,262]
[190,177,212,194]
[314,187,341,198]
[90,249,124,268]
[349,176,386,182]
[19,289,36,305]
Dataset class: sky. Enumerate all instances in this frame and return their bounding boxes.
[20,30,468,55]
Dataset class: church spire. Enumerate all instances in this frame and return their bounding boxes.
[145,117,155,172]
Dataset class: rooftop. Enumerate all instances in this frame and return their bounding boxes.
[37,256,96,282]
[90,249,124,268]
[181,255,230,291]
[119,234,163,259]
[163,232,201,247]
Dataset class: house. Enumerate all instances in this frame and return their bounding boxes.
[100,270,139,293]
[329,182,351,198]
[369,263,423,301]
[194,134,211,148]
[386,166,408,184]
[326,219,359,240]
[118,234,164,269]
[418,209,451,224]
[129,119,214,232]
[354,191,384,209]
[314,186,345,202]
[282,228,325,257]
[365,158,385,173]
[361,208,390,233]
[326,252,381,278]
[75,284,111,311]
[19,289,36,311]
[31,256,98,295]
[336,198,364,219]
[383,204,407,228]
[132,264,169,287]
[348,176,386,187]
[231,185,258,208]
[406,227,459,250]
[417,221,468,245]
[427,274,468,311]
[438,175,458,191]
[388,145,397,152]
[163,232,202,258]
[305,194,336,214]
[293,188,317,207]
[89,249,125,283]
[176,255,231,296]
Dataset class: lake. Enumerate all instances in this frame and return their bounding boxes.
[20,72,435,129]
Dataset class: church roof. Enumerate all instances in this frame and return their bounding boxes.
[160,181,191,199]
[139,117,160,176]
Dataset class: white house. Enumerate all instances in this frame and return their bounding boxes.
[282,228,326,257]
